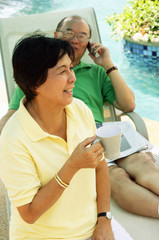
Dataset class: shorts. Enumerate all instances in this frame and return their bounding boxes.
[106,159,117,167]
[106,149,158,168]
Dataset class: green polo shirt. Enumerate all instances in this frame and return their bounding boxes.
[9,61,115,123]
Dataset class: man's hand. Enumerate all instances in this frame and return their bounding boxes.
[88,42,113,69]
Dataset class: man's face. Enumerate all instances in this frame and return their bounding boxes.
[55,18,90,65]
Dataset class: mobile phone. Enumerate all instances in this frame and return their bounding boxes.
[87,42,96,56]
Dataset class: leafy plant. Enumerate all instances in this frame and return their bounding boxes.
[106,0,159,42]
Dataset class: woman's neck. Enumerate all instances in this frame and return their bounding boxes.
[26,100,67,140]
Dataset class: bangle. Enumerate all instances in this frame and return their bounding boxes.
[54,173,69,189]
[106,66,118,75]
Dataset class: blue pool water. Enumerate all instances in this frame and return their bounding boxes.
[0,0,159,121]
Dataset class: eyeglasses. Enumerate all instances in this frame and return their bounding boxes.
[56,30,90,43]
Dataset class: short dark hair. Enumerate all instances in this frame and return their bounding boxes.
[56,16,92,38]
[12,33,74,101]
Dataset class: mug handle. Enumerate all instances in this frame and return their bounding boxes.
[92,138,105,152]
[92,138,101,145]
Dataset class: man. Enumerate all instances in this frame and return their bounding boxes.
[0,15,135,133]
[1,16,159,219]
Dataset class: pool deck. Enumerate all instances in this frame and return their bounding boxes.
[0,80,159,239]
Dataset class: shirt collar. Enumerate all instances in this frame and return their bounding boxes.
[73,61,92,71]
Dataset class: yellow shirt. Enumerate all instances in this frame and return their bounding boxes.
[0,98,97,240]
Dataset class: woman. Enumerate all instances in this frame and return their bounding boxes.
[0,34,114,240]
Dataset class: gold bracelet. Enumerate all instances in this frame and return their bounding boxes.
[56,173,69,188]
[54,174,69,189]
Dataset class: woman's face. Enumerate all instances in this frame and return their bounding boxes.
[36,54,76,107]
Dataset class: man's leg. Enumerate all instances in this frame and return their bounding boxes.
[117,152,159,195]
[109,165,159,218]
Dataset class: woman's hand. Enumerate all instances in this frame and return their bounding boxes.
[91,218,115,240]
[67,136,104,172]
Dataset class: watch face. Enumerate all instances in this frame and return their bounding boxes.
[106,211,112,220]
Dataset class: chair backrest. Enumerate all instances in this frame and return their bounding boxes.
[0,7,149,135]
[0,7,101,102]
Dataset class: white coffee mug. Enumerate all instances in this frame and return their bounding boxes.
[94,125,122,160]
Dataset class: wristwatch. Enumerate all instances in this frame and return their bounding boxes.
[97,211,112,220]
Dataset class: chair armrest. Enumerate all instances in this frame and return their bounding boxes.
[121,111,149,140]
[5,190,11,223]
[103,102,149,140]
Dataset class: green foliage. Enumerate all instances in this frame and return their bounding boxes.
[106,0,159,42]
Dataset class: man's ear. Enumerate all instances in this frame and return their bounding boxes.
[54,32,57,38]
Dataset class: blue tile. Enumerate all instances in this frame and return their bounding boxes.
[143,58,148,62]
[148,46,153,51]
[152,47,157,51]
[152,51,157,56]
[123,40,159,63]
[132,43,135,48]
[143,50,148,55]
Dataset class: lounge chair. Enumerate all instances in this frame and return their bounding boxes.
[0,7,148,139]
[0,7,159,240]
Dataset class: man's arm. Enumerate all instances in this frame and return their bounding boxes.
[107,66,136,112]
[92,160,114,240]
[89,43,136,113]
[0,109,16,134]
[0,86,25,134]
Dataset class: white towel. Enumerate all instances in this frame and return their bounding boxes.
[112,216,133,240]
[150,146,159,166]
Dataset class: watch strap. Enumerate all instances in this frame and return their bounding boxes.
[106,66,118,75]
[98,212,107,217]
[97,211,112,220]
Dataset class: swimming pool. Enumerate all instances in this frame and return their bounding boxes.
[0,0,159,121]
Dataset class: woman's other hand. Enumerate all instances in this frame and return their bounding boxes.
[91,217,115,240]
